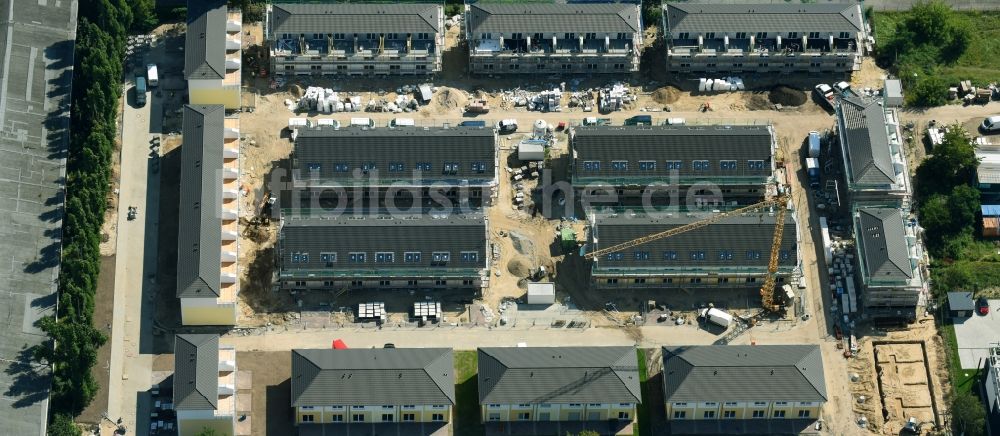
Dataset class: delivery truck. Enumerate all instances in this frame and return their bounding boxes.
[146,63,158,87]
[700,307,733,328]
[806,157,820,189]
[808,131,821,158]
[134,76,147,106]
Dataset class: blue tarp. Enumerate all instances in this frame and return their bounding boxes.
[983,205,1000,217]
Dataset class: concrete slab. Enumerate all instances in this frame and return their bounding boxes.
[237,370,252,390]
[236,391,252,412]
[952,299,1000,368]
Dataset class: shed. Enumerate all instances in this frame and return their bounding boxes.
[983,205,1000,237]
[884,79,903,107]
[526,282,555,305]
[518,141,545,161]
[948,292,975,318]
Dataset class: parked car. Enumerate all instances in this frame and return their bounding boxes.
[977,297,990,315]
[981,115,1000,133]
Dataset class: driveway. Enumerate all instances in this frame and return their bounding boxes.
[953,299,1000,369]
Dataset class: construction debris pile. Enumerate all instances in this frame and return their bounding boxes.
[365,94,419,113]
[598,83,635,112]
[698,77,746,92]
[288,86,363,113]
[568,91,595,111]
[501,87,563,112]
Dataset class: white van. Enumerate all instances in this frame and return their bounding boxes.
[350,117,375,128]
[390,118,415,128]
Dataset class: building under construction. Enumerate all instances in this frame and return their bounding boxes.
[851,206,925,321]
[662,3,867,75]
[465,2,643,74]
[587,210,798,289]
[569,124,776,206]
[278,214,488,291]
[266,3,444,75]
[289,126,498,210]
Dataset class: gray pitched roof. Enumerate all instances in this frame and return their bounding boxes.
[174,334,220,410]
[270,4,441,35]
[185,0,228,80]
[477,346,641,405]
[665,3,863,35]
[279,214,486,275]
[592,212,796,271]
[291,348,455,406]
[837,96,896,186]
[293,126,496,186]
[856,208,912,281]
[947,292,974,311]
[662,345,827,403]
[571,125,773,185]
[468,4,641,35]
[177,105,225,298]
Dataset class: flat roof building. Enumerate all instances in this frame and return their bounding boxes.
[663,3,866,75]
[279,214,488,291]
[466,2,643,74]
[588,210,797,289]
[267,3,444,75]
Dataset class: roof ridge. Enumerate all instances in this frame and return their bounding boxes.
[796,347,829,401]
[422,351,456,404]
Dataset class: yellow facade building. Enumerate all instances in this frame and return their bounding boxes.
[477,346,641,433]
[174,334,236,436]
[176,105,239,326]
[185,0,241,109]
[662,345,827,433]
[291,348,455,428]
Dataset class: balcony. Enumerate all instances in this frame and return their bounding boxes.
[221,272,237,284]
[225,58,241,71]
[226,20,240,34]
[222,229,238,241]
[226,38,240,52]
[223,167,238,180]
[224,147,239,159]
[219,359,236,372]
[224,127,239,138]
[223,188,239,199]
[221,250,237,262]
[221,208,237,220]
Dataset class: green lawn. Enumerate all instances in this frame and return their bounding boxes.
[873,10,1000,86]
[453,351,483,436]
[634,349,650,436]
[941,321,980,396]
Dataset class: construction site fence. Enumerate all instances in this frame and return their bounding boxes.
[228,318,594,335]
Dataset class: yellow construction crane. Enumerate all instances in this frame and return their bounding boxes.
[584,194,789,311]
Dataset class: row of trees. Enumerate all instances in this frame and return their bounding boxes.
[875,0,973,106]
[39,0,153,434]
[914,128,987,435]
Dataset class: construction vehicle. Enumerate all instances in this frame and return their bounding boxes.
[465,99,489,114]
[584,194,789,312]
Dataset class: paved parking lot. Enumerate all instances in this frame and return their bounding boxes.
[953,299,1000,368]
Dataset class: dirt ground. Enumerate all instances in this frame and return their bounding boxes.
[848,317,951,435]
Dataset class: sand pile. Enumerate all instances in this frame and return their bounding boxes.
[507,257,531,278]
[651,86,682,105]
[430,87,467,114]
[768,86,807,106]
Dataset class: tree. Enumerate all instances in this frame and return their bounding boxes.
[915,126,978,199]
[951,391,985,436]
[907,73,948,107]
[47,413,81,436]
[197,428,219,436]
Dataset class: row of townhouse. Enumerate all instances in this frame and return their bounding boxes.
[833,94,925,321]
[172,338,827,436]
[262,1,867,77]
[279,125,497,293]
[275,123,798,292]
[176,0,244,325]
